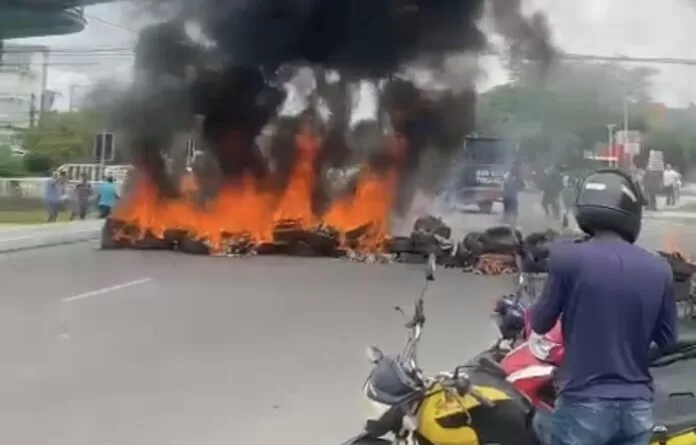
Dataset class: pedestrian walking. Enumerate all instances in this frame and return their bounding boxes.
[541,167,563,220]
[96,174,119,219]
[70,174,92,220]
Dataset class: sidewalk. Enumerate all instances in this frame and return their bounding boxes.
[0,220,102,253]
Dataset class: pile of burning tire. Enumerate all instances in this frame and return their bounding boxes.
[386,215,566,275]
[100,211,560,273]
[101,217,380,257]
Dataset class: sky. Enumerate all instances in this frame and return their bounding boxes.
[10,0,696,112]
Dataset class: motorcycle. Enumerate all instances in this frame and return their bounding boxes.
[341,253,539,445]
[491,279,696,444]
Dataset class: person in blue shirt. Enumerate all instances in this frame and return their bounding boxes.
[43,170,67,222]
[96,175,119,219]
[530,169,677,445]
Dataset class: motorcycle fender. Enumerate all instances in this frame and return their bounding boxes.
[338,432,391,445]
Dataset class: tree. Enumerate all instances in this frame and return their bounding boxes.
[0,146,26,177]
[23,111,101,168]
[477,61,656,165]
[23,152,54,175]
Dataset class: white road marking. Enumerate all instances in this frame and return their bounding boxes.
[62,277,153,303]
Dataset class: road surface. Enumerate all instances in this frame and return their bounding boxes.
[1,196,694,445]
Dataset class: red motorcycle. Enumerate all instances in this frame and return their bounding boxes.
[490,274,563,411]
[489,275,696,444]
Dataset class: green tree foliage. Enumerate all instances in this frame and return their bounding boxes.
[22,152,54,175]
[23,111,100,168]
[0,146,26,177]
[477,61,655,166]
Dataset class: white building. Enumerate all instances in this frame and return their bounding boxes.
[0,43,50,151]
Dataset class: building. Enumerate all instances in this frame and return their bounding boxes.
[0,43,50,150]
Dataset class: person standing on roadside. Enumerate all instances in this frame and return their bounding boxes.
[71,174,92,220]
[502,163,524,225]
[541,166,563,220]
[663,164,680,207]
[530,169,677,445]
[43,170,67,222]
[96,174,119,219]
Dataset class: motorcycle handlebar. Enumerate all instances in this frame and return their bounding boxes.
[468,385,495,408]
[453,368,495,408]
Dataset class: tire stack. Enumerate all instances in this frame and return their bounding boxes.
[385,215,458,265]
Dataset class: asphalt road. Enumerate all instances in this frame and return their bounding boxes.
[2,194,695,445]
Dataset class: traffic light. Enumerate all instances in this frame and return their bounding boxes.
[93,132,115,162]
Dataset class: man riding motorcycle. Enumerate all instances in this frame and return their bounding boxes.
[528,169,678,445]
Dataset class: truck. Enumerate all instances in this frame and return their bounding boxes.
[445,136,516,213]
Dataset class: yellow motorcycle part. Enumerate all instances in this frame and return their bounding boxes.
[652,431,696,445]
[416,383,512,445]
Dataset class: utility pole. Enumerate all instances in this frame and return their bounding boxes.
[29,93,36,128]
[68,84,78,112]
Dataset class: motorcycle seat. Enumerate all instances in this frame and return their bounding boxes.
[652,357,696,438]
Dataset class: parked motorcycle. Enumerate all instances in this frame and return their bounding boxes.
[491,288,696,444]
[340,253,539,445]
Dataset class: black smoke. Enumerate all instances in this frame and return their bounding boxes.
[116,0,554,210]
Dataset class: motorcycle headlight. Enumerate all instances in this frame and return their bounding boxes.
[364,396,392,422]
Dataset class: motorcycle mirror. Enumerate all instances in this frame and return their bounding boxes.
[425,253,436,281]
[453,365,471,382]
[394,306,406,317]
[365,346,384,364]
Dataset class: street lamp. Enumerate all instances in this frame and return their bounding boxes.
[607,123,616,167]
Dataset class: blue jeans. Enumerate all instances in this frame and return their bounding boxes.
[534,397,654,445]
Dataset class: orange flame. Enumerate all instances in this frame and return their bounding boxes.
[664,230,690,261]
[112,131,403,253]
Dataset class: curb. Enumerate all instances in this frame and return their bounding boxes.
[0,225,102,254]
[0,233,100,254]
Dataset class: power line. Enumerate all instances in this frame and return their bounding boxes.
[0,62,103,67]
[83,13,137,34]
[2,46,133,54]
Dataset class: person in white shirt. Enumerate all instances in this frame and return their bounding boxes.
[663,164,680,206]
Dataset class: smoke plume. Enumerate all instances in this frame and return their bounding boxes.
[114,0,555,212]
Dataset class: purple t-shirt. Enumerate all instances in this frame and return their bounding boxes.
[530,237,677,400]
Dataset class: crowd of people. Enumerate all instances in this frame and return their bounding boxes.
[42,170,120,222]
[633,164,683,210]
[501,162,686,227]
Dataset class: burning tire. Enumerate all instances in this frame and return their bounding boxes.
[478,226,521,255]
[131,231,174,250]
[178,237,211,255]
[462,231,484,255]
[100,219,131,249]
[385,236,413,254]
[413,215,451,239]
